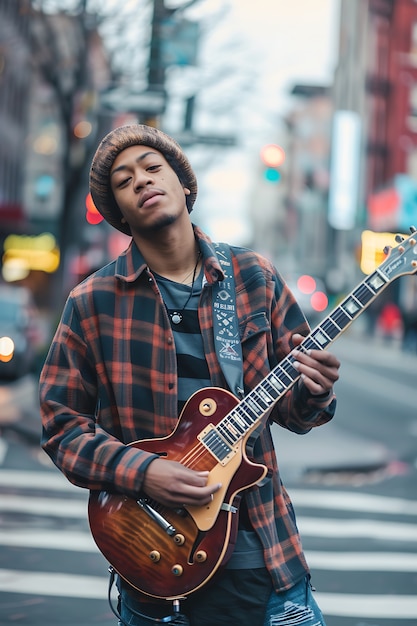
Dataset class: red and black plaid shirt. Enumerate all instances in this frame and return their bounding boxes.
[40,225,336,592]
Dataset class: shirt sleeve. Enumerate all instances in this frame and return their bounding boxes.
[39,295,158,497]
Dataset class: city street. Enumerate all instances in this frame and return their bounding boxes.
[0,331,416,626]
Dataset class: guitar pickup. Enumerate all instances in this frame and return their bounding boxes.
[198,424,237,465]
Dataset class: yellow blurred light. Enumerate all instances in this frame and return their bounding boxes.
[0,337,14,362]
[4,232,56,252]
[360,230,402,274]
[2,232,60,274]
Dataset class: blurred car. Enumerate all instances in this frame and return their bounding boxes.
[0,285,43,379]
[285,274,329,327]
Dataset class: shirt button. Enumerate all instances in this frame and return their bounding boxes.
[167,337,173,344]
[168,382,174,390]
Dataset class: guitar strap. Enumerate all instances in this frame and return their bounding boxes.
[212,242,244,399]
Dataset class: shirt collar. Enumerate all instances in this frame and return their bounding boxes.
[114,224,225,284]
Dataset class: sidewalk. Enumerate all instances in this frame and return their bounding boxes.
[275,328,417,481]
[0,375,41,445]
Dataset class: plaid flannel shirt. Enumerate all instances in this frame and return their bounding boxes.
[40,225,336,592]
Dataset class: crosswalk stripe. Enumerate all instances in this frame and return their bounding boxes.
[0,469,82,492]
[298,516,417,540]
[0,494,86,517]
[0,529,98,552]
[315,592,417,619]
[306,550,417,571]
[291,489,417,515]
[0,568,107,599]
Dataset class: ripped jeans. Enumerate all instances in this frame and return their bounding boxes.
[264,576,326,626]
[117,574,326,626]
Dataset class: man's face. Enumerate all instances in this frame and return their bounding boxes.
[110,144,190,235]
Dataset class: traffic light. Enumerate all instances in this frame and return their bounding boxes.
[85,192,104,225]
[260,143,285,183]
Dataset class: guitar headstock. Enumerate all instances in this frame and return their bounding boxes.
[381,226,417,280]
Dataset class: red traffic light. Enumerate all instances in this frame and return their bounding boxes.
[85,193,104,225]
[260,144,285,168]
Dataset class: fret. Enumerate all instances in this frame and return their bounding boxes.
[252,390,270,411]
[231,412,249,430]
[374,268,389,285]
[352,283,375,307]
[321,317,340,339]
[275,365,294,387]
[368,271,387,292]
[228,406,253,435]
[219,419,240,444]
[230,406,249,433]
[300,336,317,352]
[330,307,351,329]
[257,384,275,405]
[245,395,263,416]
[342,296,361,318]
[310,328,331,349]
[269,371,286,394]
[262,379,280,401]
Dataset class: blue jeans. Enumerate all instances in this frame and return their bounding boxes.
[117,575,326,626]
[264,577,326,625]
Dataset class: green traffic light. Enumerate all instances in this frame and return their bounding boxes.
[264,168,281,183]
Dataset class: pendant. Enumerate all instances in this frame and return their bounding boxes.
[170,311,183,324]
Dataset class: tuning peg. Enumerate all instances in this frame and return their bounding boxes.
[410,225,417,233]
[395,234,404,243]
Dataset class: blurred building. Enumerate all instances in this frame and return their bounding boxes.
[284,85,333,281]
[0,1,111,308]
[0,1,31,235]
[332,0,417,337]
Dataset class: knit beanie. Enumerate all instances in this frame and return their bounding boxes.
[89,124,198,235]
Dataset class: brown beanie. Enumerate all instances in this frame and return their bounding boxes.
[89,124,198,235]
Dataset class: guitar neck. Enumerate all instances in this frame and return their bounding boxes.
[213,265,391,452]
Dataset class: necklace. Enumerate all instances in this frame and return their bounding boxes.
[170,252,201,325]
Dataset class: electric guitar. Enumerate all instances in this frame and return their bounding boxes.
[88,227,417,600]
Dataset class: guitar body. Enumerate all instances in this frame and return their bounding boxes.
[88,387,267,599]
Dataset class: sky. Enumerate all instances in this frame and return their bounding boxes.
[232,0,340,92]
[98,0,341,246]
[175,0,341,244]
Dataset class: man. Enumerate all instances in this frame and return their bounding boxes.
[39,124,340,626]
